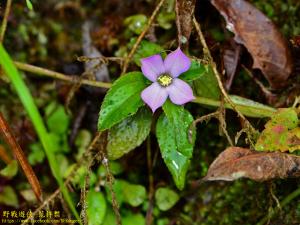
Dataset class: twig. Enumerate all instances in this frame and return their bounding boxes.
[101,153,122,225]
[14,61,112,89]
[0,0,12,43]
[192,17,257,144]
[0,112,42,202]
[121,0,166,74]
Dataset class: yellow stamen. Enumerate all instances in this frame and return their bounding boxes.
[157,74,172,87]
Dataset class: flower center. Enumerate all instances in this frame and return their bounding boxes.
[157,74,173,87]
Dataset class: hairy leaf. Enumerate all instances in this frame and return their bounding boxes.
[107,107,152,160]
[156,100,195,190]
[98,72,148,131]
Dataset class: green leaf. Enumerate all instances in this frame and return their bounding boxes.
[229,95,277,118]
[0,160,18,178]
[98,161,124,177]
[28,143,45,165]
[193,65,220,99]
[132,40,165,66]
[124,14,147,35]
[0,186,18,208]
[46,103,70,134]
[193,95,276,118]
[155,187,179,211]
[87,190,107,225]
[180,60,206,82]
[157,12,175,30]
[107,107,152,159]
[102,207,117,225]
[255,108,300,152]
[122,181,146,207]
[0,44,81,223]
[98,72,148,131]
[156,100,195,190]
[123,213,145,225]
[106,180,146,207]
[75,129,92,160]
[25,0,34,10]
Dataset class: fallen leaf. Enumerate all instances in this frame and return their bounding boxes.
[204,147,300,182]
[175,0,196,49]
[223,41,242,90]
[210,0,293,89]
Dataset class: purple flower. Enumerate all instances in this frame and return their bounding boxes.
[140,47,195,113]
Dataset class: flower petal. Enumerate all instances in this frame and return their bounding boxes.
[164,47,191,78]
[141,82,168,113]
[141,54,165,82]
[167,78,195,105]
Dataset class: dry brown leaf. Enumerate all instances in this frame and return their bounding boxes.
[210,0,293,89]
[175,0,196,49]
[203,147,300,182]
[223,41,242,90]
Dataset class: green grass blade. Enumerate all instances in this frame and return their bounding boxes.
[0,44,81,223]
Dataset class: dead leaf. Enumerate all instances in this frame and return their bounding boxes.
[223,41,242,90]
[175,0,196,49]
[210,0,293,89]
[204,147,300,182]
[255,108,300,152]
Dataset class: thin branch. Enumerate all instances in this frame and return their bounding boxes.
[0,112,42,202]
[121,0,166,74]
[13,62,275,118]
[14,61,112,89]
[0,0,12,43]
[192,16,257,144]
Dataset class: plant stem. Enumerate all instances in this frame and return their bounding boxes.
[193,96,276,118]
[0,0,12,43]
[14,61,112,88]
[13,61,275,118]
